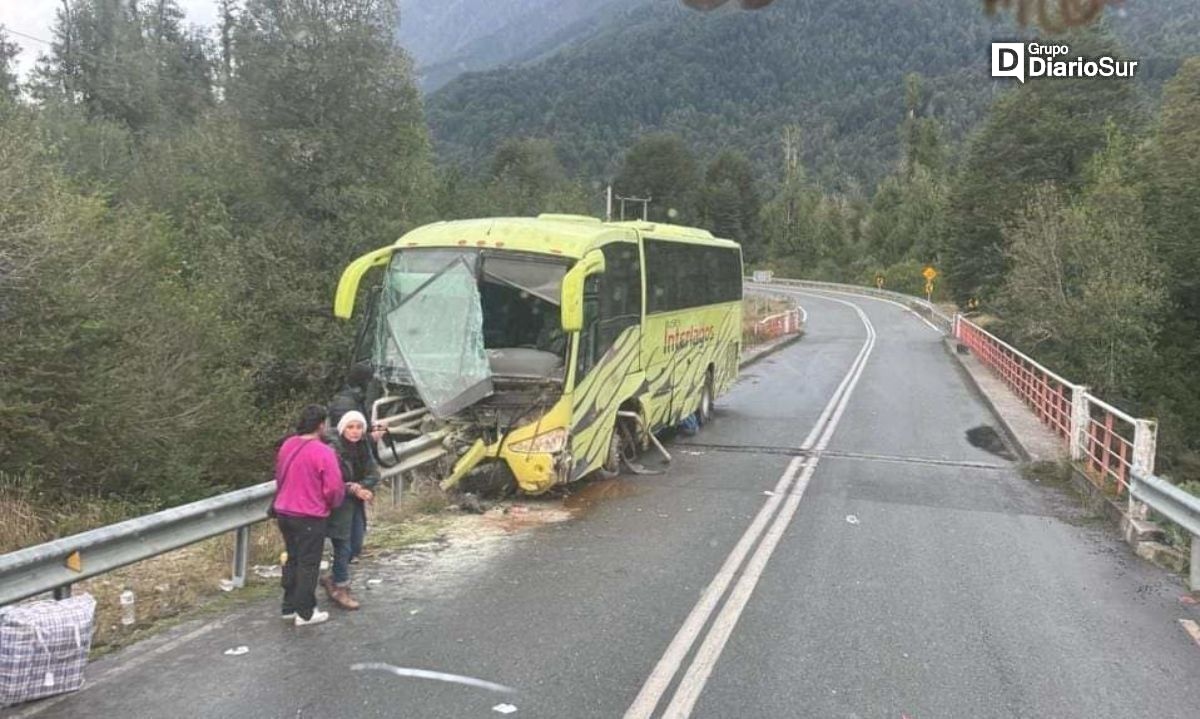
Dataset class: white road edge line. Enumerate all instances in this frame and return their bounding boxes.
[660,297,876,719]
[350,663,516,694]
[624,293,876,719]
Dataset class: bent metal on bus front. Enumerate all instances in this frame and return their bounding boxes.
[333,214,744,495]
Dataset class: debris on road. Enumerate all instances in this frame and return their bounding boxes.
[762,490,775,496]
[845,515,860,525]
[366,578,383,586]
[1180,619,1200,649]
[223,646,249,656]
[492,704,518,714]
[218,579,235,592]
[459,492,486,514]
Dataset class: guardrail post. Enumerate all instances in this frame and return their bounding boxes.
[1191,539,1199,592]
[232,526,250,589]
[53,585,72,600]
[1069,386,1090,462]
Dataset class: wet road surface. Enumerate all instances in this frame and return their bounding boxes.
[11,291,1200,719]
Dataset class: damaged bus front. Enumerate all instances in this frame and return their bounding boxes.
[334,217,614,495]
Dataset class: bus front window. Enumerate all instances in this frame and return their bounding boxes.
[374,249,572,409]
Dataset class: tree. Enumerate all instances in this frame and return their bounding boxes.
[863,76,949,267]
[230,0,431,246]
[483,138,590,216]
[901,73,945,178]
[1145,57,1200,335]
[944,29,1137,303]
[997,133,1165,402]
[0,28,19,102]
[1140,57,1200,472]
[613,134,700,223]
[699,150,762,257]
[761,127,827,272]
[34,0,212,132]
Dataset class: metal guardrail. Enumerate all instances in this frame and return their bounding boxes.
[1131,473,1200,590]
[0,482,273,607]
[0,434,446,608]
[747,277,955,332]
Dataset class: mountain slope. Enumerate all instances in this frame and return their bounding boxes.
[396,0,641,90]
[425,0,1200,188]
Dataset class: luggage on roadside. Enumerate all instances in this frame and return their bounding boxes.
[0,593,96,707]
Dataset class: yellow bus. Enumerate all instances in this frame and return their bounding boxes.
[334,214,743,494]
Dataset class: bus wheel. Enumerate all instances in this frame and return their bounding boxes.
[698,372,714,426]
[599,430,622,478]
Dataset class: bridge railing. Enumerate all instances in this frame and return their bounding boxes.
[753,308,803,341]
[751,275,1194,586]
[955,315,1156,496]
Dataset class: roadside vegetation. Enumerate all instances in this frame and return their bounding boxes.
[0,0,1197,550]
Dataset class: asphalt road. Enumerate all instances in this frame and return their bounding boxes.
[13,291,1200,719]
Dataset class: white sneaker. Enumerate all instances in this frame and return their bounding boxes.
[294,609,329,627]
[281,612,296,621]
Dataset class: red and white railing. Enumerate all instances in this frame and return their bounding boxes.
[744,275,1189,586]
[955,316,1156,495]
[753,308,804,341]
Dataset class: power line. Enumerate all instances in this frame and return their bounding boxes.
[1,27,54,47]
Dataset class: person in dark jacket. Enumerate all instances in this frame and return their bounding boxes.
[273,404,344,627]
[328,362,374,429]
[321,410,380,609]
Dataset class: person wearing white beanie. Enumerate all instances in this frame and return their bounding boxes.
[322,410,379,610]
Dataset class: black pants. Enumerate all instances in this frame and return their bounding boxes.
[278,515,327,620]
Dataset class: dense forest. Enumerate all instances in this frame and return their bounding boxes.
[1,0,1199,517]
[426,0,1200,189]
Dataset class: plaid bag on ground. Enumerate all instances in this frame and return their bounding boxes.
[0,593,96,707]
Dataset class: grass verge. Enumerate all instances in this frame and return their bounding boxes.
[4,473,457,656]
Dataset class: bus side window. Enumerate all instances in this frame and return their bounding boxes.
[576,275,602,381]
[599,243,642,348]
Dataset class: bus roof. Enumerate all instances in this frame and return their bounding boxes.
[390,215,739,259]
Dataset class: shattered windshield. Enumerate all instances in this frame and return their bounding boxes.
[375,249,571,408]
[382,256,492,419]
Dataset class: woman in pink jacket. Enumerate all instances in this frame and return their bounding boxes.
[273,405,345,626]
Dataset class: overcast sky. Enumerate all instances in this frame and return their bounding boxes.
[1,1,221,78]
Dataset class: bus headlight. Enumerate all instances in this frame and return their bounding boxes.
[508,428,567,454]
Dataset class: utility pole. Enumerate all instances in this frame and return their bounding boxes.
[605,184,613,222]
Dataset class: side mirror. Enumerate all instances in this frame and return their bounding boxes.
[561,249,606,332]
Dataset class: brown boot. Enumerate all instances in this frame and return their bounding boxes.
[331,586,360,610]
[319,575,335,601]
